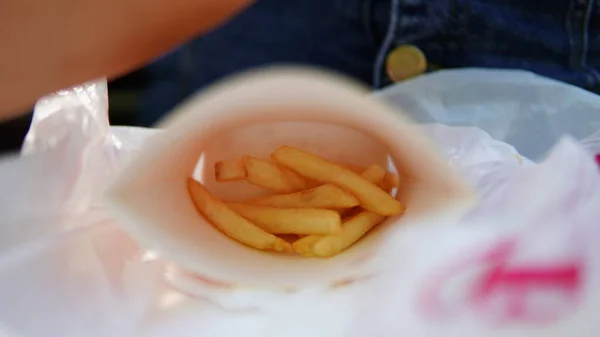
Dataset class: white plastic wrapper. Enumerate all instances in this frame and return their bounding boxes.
[0,81,162,337]
[352,136,600,337]
[375,69,600,160]
[0,69,599,337]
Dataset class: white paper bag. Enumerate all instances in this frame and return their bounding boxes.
[104,68,476,295]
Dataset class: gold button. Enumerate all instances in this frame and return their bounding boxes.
[385,45,427,82]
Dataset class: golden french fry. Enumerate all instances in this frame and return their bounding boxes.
[360,164,386,184]
[242,156,301,193]
[293,211,386,257]
[343,164,399,192]
[226,202,342,235]
[334,165,386,216]
[248,184,359,209]
[187,178,292,252]
[248,165,383,210]
[214,159,246,182]
[272,146,405,216]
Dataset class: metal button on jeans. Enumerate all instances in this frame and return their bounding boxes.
[385,45,427,82]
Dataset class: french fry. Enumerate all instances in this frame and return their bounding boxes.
[293,211,386,257]
[333,165,385,216]
[214,158,246,182]
[345,164,398,192]
[272,146,405,216]
[187,178,292,252]
[203,145,407,257]
[226,202,342,235]
[248,184,359,209]
[343,164,399,192]
[247,165,384,210]
[243,156,303,193]
[360,164,386,184]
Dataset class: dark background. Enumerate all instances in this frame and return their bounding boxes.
[0,71,145,156]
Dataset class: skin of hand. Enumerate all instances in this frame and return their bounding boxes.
[0,0,253,121]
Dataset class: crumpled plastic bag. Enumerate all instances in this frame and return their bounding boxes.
[375,68,600,160]
[0,81,162,337]
[0,69,599,337]
[351,137,600,337]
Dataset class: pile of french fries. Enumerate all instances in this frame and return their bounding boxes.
[187,145,405,258]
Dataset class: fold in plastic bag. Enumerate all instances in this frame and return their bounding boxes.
[0,211,162,337]
[0,80,161,337]
[0,81,116,229]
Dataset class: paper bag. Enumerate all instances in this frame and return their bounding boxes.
[104,68,476,293]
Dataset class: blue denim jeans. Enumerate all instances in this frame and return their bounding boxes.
[138,0,600,126]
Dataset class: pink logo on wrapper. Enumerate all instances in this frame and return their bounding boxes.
[419,239,584,324]
[595,154,600,166]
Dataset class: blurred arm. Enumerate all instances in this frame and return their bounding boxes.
[0,0,252,120]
